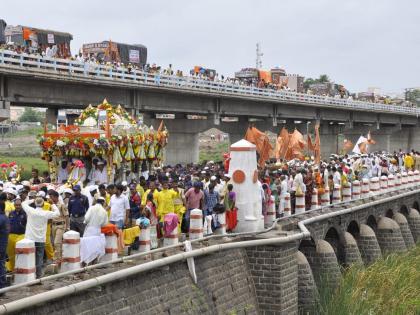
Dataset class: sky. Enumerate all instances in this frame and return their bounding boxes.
[2,0,419,94]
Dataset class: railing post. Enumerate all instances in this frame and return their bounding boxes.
[37,56,41,68]
[53,60,57,71]
[19,55,23,67]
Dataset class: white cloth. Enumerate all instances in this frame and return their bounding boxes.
[92,168,108,185]
[22,200,59,243]
[57,168,69,184]
[84,204,108,228]
[109,194,130,222]
[80,234,106,264]
[292,173,306,193]
[333,171,341,186]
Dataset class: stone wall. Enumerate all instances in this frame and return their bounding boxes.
[17,249,259,315]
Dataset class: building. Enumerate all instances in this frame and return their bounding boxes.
[281,74,305,93]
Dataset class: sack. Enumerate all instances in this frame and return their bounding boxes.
[226,207,238,231]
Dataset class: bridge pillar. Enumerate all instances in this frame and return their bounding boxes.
[296,251,318,315]
[164,131,199,165]
[355,224,382,265]
[393,213,415,249]
[376,217,407,255]
[46,108,57,125]
[407,208,420,243]
[246,241,299,314]
[342,232,363,267]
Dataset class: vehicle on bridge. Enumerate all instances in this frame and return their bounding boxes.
[3,22,72,57]
[191,66,217,80]
[82,40,147,67]
[235,67,289,89]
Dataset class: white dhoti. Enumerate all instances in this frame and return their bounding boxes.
[80,226,106,264]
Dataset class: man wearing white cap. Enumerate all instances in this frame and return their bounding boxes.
[22,197,60,278]
[91,161,107,185]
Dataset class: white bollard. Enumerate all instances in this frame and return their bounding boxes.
[352,180,361,200]
[408,171,414,187]
[395,173,402,190]
[189,209,204,240]
[321,187,330,206]
[61,230,81,272]
[311,188,319,210]
[295,192,306,214]
[14,238,36,284]
[380,176,388,193]
[370,177,380,195]
[265,196,276,226]
[164,213,179,246]
[414,170,420,185]
[401,172,408,189]
[283,193,291,217]
[332,184,341,204]
[342,183,352,202]
[100,233,118,262]
[361,178,370,198]
[215,212,226,235]
[139,226,151,252]
[387,174,395,191]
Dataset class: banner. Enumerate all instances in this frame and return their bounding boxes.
[47,33,55,44]
[129,49,140,63]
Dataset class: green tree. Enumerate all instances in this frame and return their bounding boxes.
[406,88,420,106]
[318,74,330,83]
[19,107,45,123]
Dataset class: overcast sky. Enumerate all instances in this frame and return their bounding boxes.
[2,0,419,94]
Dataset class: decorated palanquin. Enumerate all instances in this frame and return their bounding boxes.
[38,99,169,183]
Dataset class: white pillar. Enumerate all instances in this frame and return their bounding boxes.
[342,183,352,202]
[401,172,408,189]
[265,196,276,226]
[332,184,341,204]
[14,238,36,284]
[370,177,380,195]
[380,176,388,194]
[100,234,118,262]
[395,173,402,190]
[215,212,226,235]
[352,180,361,199]
[283,193,291,217]
[61,230,81,272]
[361,178,370,198]
[321,187,330,206]
[414,170,420,185]
[408,171,414,187]
[139,226,151,252]
[387,174,395,191]
[164,214,179,246]
[311,188,319,210]
[295,192,305,214]
[189,209,204,240]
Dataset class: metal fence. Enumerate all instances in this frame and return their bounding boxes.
[0,49,418,116]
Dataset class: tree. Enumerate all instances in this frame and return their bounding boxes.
[406,89,420,107]
[318,74,330,83]
[19,107,45,123]
[303,74,331,90]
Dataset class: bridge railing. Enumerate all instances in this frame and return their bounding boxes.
[0,49,418,116]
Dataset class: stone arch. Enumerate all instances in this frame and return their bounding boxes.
[347,221,360,239]
[367,215,377,232]
[412,201,419,211]
[400,205,410,217]
[324,227,345,266]
[385,209,394,218]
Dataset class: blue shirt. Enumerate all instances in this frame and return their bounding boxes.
[8,210,26,234]
[68,195,89,217]
[204,190,219,215]
[0,212,9,245]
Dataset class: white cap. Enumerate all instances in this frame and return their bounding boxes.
[37,191,46,198]
[210,176,217,181]
[121,181,128,186]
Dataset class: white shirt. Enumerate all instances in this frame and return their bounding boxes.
[22,200,60,243]
[280,179,288,197]
[84,204,108,228]
[57,167,69,184]
[109,194,130,222]
[92,168,108,185]
[292,173,306,193]
[333,171,341,185]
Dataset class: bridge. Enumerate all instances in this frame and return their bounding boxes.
[0,180,419,315]
[0,50,419,164]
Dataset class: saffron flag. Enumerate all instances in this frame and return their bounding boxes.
[314,124,321,164]
[244,126,273,168]
[352,136,367,154]
[275,127,289,160]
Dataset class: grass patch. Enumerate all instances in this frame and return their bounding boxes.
[0,155,48,180]
[199,141,229,163]
[318,244,420,315]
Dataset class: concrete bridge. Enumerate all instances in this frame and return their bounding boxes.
[1,182,419,315]
[1,50,420,164]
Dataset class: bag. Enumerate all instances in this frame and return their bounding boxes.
[226,207,238,231]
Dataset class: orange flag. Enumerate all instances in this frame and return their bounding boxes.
[244,126,273,168]
[343,139,353,152]
[286,129,306,160]
[307,133,315,151]
[314,123,321,164]
[275,127,290,160]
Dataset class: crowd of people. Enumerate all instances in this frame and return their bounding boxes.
[0,43,417,107]
[0,148,419,290]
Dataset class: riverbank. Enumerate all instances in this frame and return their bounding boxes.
[319,244,420,314]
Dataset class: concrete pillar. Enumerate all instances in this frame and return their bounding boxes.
[356,224,382,265]
[283,193,291,217]
[407,208,420,243]
[369,177,380,195]
[302,240,341,293]
[46,108,57,125]
[352,180,361,199]
[295,192,305,214]
[376,217,407,255]
[380,176,388,193]
[320,187,330,206]
[361,179,370,198]
[139,226,151,252]
[395,173,402,190]
[264,196,276,226]
[189,209,204,240]
[214,212,226,235]
[342,183,351,202]
[61,231,81,272]
[100,234,118,262]
[311,188,319,210]
[246,242,299,314]
[14,239,36,284]
[332,184,341,204]
[343,232,363,267]
[163,214,179,246]
[387,174,395,191]
[393,213,415,249]
[164,132,199,165]
[296,251,318,315]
